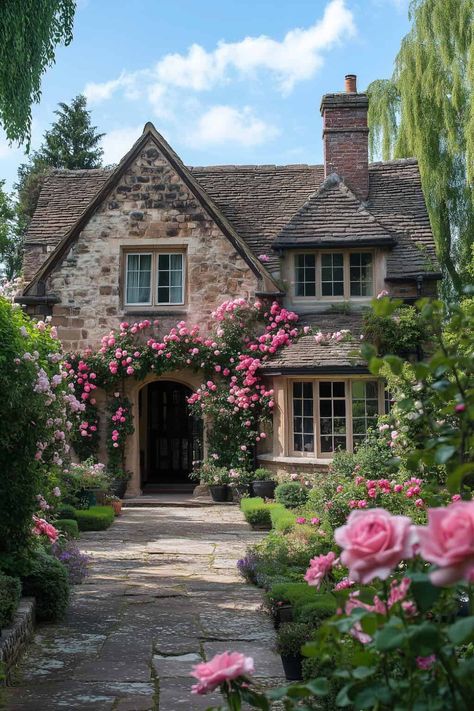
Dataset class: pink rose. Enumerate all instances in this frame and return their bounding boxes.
[334,508,416,584]
[191,652,254,694]
[417,501,474,586]
[296,517,306,525]
[416,655,436,671]
[304,551,339,589]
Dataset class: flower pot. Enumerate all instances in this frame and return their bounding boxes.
[94,489,107,506]
[231,484,250,503]
[111,500,122,516]
[77,488,97,509]
[281,652,303,681]
[209,485,229,502]
[252,480,276,499]
[111,479,128,499]
[275,604,293,628]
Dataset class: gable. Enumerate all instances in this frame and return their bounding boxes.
[23,125,278,296]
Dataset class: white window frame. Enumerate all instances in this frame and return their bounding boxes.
[293,250,375,301]
[288,378,385,458]
[157,252,185,306]
[124,252,153,306]
[123,250,186,308]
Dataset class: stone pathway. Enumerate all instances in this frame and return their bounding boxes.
[6,505,283,710]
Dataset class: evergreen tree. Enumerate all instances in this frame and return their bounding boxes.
[0,0,76,146]
[0,181,21,280]
[366,0,474,297]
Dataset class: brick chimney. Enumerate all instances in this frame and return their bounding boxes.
[320,74,369,201]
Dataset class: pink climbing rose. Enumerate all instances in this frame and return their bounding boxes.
[191,651,255,694]
[304,551,339,589]
[417,501,474,586]
[334,508,416,584]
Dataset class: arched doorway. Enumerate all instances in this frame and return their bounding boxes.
[140,380,202,492]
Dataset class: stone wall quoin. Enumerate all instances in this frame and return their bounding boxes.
[46,138,258,351]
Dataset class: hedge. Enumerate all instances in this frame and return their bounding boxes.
[270,506,297,533]
[56,504,77,520]
[74,506,115,531]
[22,550,70,621]
[0,573,21,628]
[240,498,284,528]
[55,519,79,539]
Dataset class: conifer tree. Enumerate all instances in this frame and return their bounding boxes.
[367,0,474,296]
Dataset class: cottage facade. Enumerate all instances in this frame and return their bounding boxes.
[19,75,440,495]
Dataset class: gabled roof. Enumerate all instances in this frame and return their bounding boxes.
[23,123,280,295]
[272,173,397,249]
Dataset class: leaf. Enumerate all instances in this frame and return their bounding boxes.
[384,355,403,374]
[305,678,330,696]
[407,622,441,655]
[374,617,406,651]
[447,463,474,493]
[354,683,393,709]
[335,683,355,707]
[434,444,457,464]
[240,687,271,710]
[352,666,376,680]
[447,616,474,645]
[408,572,442,613]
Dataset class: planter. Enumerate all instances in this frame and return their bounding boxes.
[274,604,293,628]
[231,484,250,503]
[252,480,276,499]
[110,500,122,516]
[111,479,128,499]
[209,485,229,502]
[77,488,97,509]
[94,489,108,506]
[281,652,303,681]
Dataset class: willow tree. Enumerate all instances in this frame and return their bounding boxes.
[367,0,474,296]
[0,0,76,146]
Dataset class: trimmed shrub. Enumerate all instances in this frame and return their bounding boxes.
[0,573,21,628]
[56,504,78,520]
[293,596,337,625]
[22,550,70,621]
[276,621,314,656]
[55,519,79,539]
[75,505,115,531]
[270,506,297,533]
[240,498,282,528]
[275,482,309,509]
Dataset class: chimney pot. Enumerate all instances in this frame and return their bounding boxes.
[345,74,357,93]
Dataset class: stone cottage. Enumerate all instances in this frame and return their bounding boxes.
[18,75,440,496]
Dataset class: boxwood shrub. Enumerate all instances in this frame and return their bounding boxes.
[56,504,77,520]
[22,550,70,621]
[240,498,283,528]
[275,482,309,509]
[0,573,21,628]
[55,519,79,539]
[270,506,297,533]
[75,506,115,531]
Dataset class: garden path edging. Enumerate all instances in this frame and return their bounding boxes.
[0,598,35,684]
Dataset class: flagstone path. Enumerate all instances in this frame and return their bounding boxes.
[5,505,284,710]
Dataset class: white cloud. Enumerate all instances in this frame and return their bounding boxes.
[101,125,143,165]
[83,0,355,106]
[187,105,279,148]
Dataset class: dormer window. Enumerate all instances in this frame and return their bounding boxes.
[293,251,374,300]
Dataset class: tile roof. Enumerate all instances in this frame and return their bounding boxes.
[260,311,367,372]
[25,158,439,280]
[272,173,396,248]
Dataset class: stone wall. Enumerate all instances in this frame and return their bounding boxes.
[0,598,35,683]
[45,139,258,351]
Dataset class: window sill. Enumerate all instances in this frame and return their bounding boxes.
[122,308,188,317]
[258,454,333,466]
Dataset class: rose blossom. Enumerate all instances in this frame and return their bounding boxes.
[334,508,417,584]
[416,655,436,671]
[304,551,339,589]
[191,651,254,694]
[417,501,474,586]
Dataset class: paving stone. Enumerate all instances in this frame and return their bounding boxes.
[4,505,277,710]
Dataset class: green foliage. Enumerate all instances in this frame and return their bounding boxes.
[276,622,314,656]
[0,573,21,628]
[240,498,281,528]
[0,180,21,280]
[270,506,297,533]
[252,468,273,482]
[74,506,115,532]
[367,0,474,295]
[55,519,79,539]
[190,461,229,485]
[0,0,76,145]
[363,305,428,355]
[275,482,309,509]
[56,503,77,520]
[22,550,70,621]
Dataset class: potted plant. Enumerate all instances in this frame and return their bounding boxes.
[190,461,230,502]
[228,468,251,502]
[105,495,122,516]
[109,468,131,499]
[62,458,111,509]
[276,622,313,681]
[251,467,277,499]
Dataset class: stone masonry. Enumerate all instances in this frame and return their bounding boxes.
[5,505,284,710]
[46,139,258,351]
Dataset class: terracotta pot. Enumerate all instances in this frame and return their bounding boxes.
[111,500,122,516]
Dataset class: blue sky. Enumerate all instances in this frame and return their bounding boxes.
[0,0,410,190]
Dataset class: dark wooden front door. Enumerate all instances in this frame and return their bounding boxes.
[146,381,199,487]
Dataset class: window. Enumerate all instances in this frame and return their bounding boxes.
[293,251,374,299]
[352,380,379,448]
[350,253,373,296]
[384,388,394,414]
[124,251,185,307]
[157,253,184,305]
[293,382,314,452]
[321,253,344,296]
[295,254,316,296]
[125,253,152,305]
[319,381,347,453]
